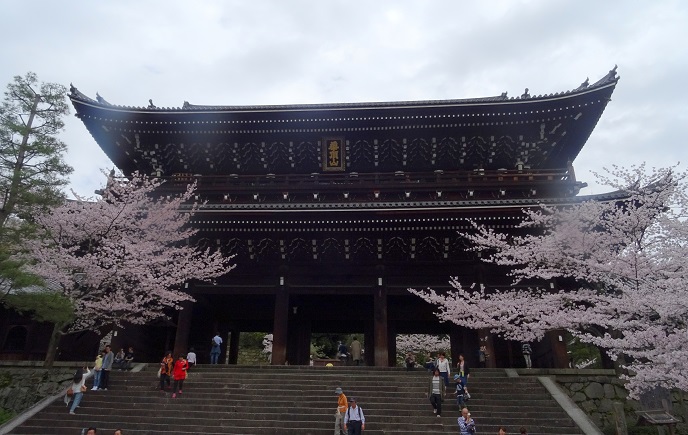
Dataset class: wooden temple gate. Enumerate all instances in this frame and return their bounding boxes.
[63,68,620,367]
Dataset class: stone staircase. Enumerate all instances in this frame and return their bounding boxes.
[5,366,587,434]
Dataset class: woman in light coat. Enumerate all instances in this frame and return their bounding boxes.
[66,366,90,415]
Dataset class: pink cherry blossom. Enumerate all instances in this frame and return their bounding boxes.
[409,164,688,397]
[26,171,234,332]
[396,334,450,360]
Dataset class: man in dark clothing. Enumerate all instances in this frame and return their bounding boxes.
[337,341,348,364]
[122,347,134,371]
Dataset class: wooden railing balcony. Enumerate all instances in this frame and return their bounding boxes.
[164,168,577,194]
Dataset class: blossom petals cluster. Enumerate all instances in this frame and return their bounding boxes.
[27,171,234,332]
[409,164,688,398]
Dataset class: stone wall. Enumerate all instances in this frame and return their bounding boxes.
[551,369,632,430]
[519,368,687,434]
[0,362,87,417]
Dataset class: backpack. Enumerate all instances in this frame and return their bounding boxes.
[346,405,362,421]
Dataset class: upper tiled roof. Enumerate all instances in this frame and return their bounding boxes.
[69,67,619,113]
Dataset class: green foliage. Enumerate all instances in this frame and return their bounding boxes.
[0,72,73,307]
[310,342,326,359]
[5,290,74,326]
[0,408,15,425]
[239,332,266,348]
[0,246,43,302]
[566,333,603,369]
[0,72,73,229]
[311,333,356,358]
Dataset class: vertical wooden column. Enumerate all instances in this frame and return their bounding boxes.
[296,318,311,366]
[228,327,240,365]
[387,322,397,367]
[449,324,462,365]
[286,307,305,365]
[173,300,193,358]
[272,289,289,365]
[373,286,389,367]
[547,329,569,368]
[462,328,480,367]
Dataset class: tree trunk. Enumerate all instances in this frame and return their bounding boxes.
[43,322,64,368]
[0,93,40,229]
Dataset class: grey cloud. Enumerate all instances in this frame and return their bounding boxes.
[0,0,685,196]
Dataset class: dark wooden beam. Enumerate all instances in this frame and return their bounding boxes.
[172,300,193,358]
[373,286,389,366]
[271,288,289,365]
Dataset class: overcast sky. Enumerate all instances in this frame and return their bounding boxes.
[1,0,686,196]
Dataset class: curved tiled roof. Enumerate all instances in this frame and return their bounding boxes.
[69,67,619,113]
[69,67,619,177]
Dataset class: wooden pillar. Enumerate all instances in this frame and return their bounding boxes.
[387,322,397,367]
[373,286,389,367]
[272,289,289,365]
[300,318,312,365]
[173,300,193,358]
[228,327,240,365]
[450,324,462,365]
[286,306,308,365]
[462,328,480,368]
[293,316,311,365]
[547,330,569,368]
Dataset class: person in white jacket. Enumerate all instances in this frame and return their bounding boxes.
[435,352,451,387]
[65,366,91,414]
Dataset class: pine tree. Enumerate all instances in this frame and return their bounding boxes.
[0,72,73,303]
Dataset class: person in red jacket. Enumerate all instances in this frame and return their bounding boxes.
[171,354,188,398]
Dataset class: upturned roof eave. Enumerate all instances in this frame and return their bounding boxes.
[68,69,619,116]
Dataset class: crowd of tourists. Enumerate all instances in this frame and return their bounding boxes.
[332,349,530,434]
[63,338,532,434]
[63,344,117,416]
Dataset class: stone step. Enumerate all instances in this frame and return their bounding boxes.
[6,367,586,435]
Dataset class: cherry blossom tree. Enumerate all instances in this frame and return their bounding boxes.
[27,171,234,365]
[409,165,688,397]
[396,334,450,363]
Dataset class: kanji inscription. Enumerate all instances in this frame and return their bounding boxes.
[322,137,345,171]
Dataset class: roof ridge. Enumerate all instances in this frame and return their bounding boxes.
[68,67,620,113]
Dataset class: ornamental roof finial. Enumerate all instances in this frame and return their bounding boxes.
[148,99,156,109]
[521,88,530,99]
[605,65,618,81]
